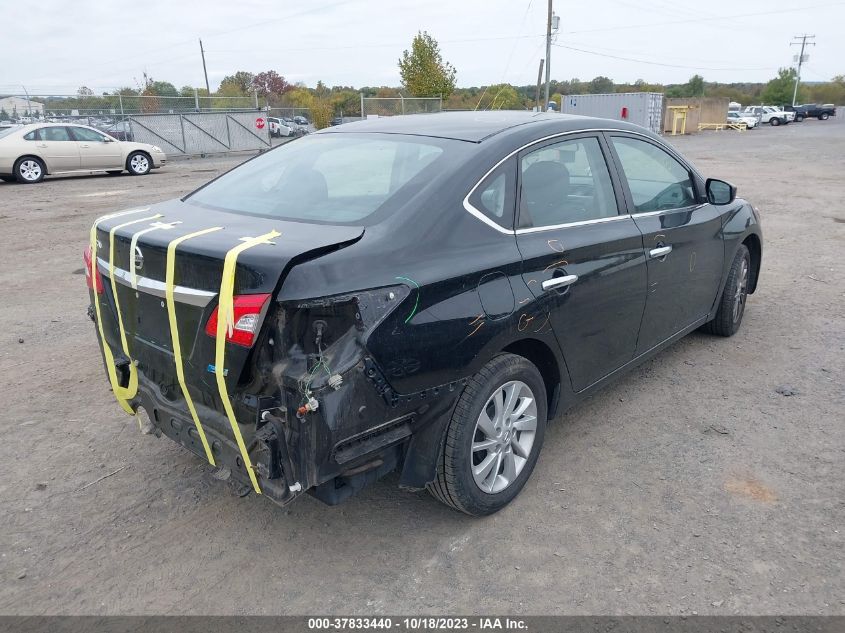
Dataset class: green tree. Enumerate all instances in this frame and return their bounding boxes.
[686,74,705,97]
[588,76,614,94]
[219,71,255,94]
[398,31,457,98]
[77,86,94,97]
[478,84,523,110]
[0,107,9,121]
[761,67,798,105]
[148,81,179,97]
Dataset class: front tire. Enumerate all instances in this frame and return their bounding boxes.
[14,157,45,183]
[704,245,750,337]
[770,118,781,126]
[428,353,547,516]
[795,115,804,122]
[126,151,151,176]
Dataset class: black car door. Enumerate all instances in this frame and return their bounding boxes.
[606,133,725,354]
[514,133,648,392]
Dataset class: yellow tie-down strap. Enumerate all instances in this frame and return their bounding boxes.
[165,227,223,466]
[89,208,159,415]
[215,230,281,495]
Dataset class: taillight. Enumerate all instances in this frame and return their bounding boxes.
[205,293,271,348]
[83,245,104,294]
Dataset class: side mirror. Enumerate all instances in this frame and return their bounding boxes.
[705,178,736,205]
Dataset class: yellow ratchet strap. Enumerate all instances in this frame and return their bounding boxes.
[89,208,155,415]
[215,230,281,494]
[165,227,223,466]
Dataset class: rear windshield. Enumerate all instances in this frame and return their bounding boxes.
[0,126,22,140]
[187,133,452,224]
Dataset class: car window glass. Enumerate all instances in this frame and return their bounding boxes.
[41,127,72,141]
[70,126,108,142]
[611,137,697,213]
[468,160,516,228]
[188,134,450,224]
[24,130,39,141]
[519,136,618,228]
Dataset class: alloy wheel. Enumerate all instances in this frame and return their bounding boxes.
[19,160,42,181]
[130,154,149,173]
[732,258,749,322]
[471,380,537,494]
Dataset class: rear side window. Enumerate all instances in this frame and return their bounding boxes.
[24,130,39,141]
[519,136,618,228]
[467,160,516,229]
[611,136,697,212]
[187,134,450,224]
[41,127,72,141]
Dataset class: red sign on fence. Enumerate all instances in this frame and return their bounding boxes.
[255,117,265,130]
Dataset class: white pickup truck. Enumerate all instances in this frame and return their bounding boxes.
[742,106,794,126]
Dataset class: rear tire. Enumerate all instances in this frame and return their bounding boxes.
[819,113,829,120]
[126,151,151,176]
[428,353,547,516]
[14,156,45,183]
[704,245,750,337]
[795,115,804,122]
[770,118,781,126]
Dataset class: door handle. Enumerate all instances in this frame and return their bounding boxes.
[649,245,673,259]
[36,143,47,148]
[542,274,578,291]
[79,144,90,148]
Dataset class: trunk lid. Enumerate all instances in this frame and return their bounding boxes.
[93,198,363,398]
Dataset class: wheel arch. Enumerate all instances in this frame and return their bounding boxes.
[501,337,562,420]
[126,149,152,169]
[742,233,762,294]
[15,154,49,175]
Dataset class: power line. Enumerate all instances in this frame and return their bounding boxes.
[562,2,845,35]
[552,43,776,71]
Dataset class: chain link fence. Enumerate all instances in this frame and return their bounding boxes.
[360,96,442,118]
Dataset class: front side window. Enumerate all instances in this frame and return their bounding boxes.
[187,134,450,224]
[69,126,108,142]
[611,136,697,213]
[41,127,72,141]
[519,136,618,228]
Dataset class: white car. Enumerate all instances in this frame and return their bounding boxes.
[268,117,294,138]
[0,122,166,184]
[742,106,793,126]
[727,111,757,129]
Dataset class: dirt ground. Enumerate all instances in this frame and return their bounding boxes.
[1,119,843,616]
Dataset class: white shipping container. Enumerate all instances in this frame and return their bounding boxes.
[561,92,664,134]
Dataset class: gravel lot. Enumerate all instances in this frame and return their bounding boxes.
[0,119,843,616]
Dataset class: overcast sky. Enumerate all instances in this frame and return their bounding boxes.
[2,0,843,95]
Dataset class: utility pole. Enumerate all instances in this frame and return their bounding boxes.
[536,59,545,111]
[790,34,815,106]
[544,0,552,110]
[199,38,211,97]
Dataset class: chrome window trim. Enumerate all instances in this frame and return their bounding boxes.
[463,127,661,235]
[97,258,216,307]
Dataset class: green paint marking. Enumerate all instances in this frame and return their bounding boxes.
[395,276,420,324]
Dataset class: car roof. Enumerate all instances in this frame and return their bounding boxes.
[318,110,648,143]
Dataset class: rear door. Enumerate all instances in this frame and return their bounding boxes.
[606,133,724,354]
[514,133,648,392]
[30,126,80,171]
[69,125,123,170]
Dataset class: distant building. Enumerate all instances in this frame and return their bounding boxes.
[0,96,45,116]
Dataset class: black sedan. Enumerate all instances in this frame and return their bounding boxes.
[86,112,762,515]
